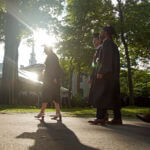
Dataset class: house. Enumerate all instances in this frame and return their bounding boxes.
[72,72,90,98]
[0,63,2,78]
[0,62,90,106]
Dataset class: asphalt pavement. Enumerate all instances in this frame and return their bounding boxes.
[0,113,150,150]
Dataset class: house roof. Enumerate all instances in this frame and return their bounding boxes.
[20,64,44,72]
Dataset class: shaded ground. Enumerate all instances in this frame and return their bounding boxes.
[0,113,150,150]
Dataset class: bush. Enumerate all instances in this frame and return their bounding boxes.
[71,93,86,107]
[134,96,150,107]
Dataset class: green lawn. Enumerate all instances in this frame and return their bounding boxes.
[0,105,150,118]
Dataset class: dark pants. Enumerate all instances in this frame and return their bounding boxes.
[96,106,121,120]
[96,107,107,119]
[113,107,122,120]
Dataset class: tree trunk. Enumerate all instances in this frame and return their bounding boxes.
[117,0,134,105]
[1,12,20,105]
[68,58,74,107]
[77,64,81,94]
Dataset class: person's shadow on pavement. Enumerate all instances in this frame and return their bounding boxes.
[106,123,150,145]
[16,119,99,150]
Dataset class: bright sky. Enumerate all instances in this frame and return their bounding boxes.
[0,29,57,67]
[19,29,57,67]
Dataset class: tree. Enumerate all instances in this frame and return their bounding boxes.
[59,0,150,101]
[116,0,134,105]
[0,0,64,104]
[115,0,150,104]
[59,57,74,106]
[58,0,115,93]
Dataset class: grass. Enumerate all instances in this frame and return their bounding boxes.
[121,106,150,118]
[0,105,150,118]
[0,105,53,113]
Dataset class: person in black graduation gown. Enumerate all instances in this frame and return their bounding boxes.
[94,25,122,125]
[88,33,108,124]
[88,33,102,106]
[35,46,63,121]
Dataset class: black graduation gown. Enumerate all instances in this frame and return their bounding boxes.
[94,38,121,109]
[42,52,63,103]
[88,47,102,105]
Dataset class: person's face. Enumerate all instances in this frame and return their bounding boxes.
[93,38,100,47]
[100,29,106,40]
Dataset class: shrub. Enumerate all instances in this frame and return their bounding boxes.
[71,93,86,107]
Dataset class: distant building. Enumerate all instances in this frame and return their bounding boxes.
[1,61,90,99]
[0,63,2,77]
[0,63,2,71]
[21,64,90,98]
[72,73,90,98]
[29,43,36,65]
[21,64,44,81]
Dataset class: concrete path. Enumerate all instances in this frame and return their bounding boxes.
[0,113,150,150]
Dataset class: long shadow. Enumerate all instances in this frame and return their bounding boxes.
[16,119,99,150]
[106,123,150,145]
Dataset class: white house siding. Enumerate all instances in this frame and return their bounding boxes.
[72,73,90,98]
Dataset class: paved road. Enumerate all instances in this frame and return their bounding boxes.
[0,113,150,150]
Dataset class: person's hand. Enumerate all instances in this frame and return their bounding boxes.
[96,58,99,63]
[53,79,57,84]
[97,74,103,79]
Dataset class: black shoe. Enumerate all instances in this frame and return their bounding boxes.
[136,114,150,123]
[88,119,106,125]
[88,119,98,124]
[107,119,123,125]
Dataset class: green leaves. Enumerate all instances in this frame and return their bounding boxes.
[116,0,150,59]
[0,0,64,39]
[59,0,115,74]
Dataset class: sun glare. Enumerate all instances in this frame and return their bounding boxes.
[18,29,58,67]
[33,29,56,47]
[23,71,39,82]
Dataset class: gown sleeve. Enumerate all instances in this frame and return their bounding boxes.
[98,40,113,75]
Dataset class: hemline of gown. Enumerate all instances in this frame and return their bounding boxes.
[41,81,60,104]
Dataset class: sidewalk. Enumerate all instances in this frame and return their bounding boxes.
[0,113,150,150]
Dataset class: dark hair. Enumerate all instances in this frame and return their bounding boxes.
[103,25,116,36]
[93,33,99,39]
